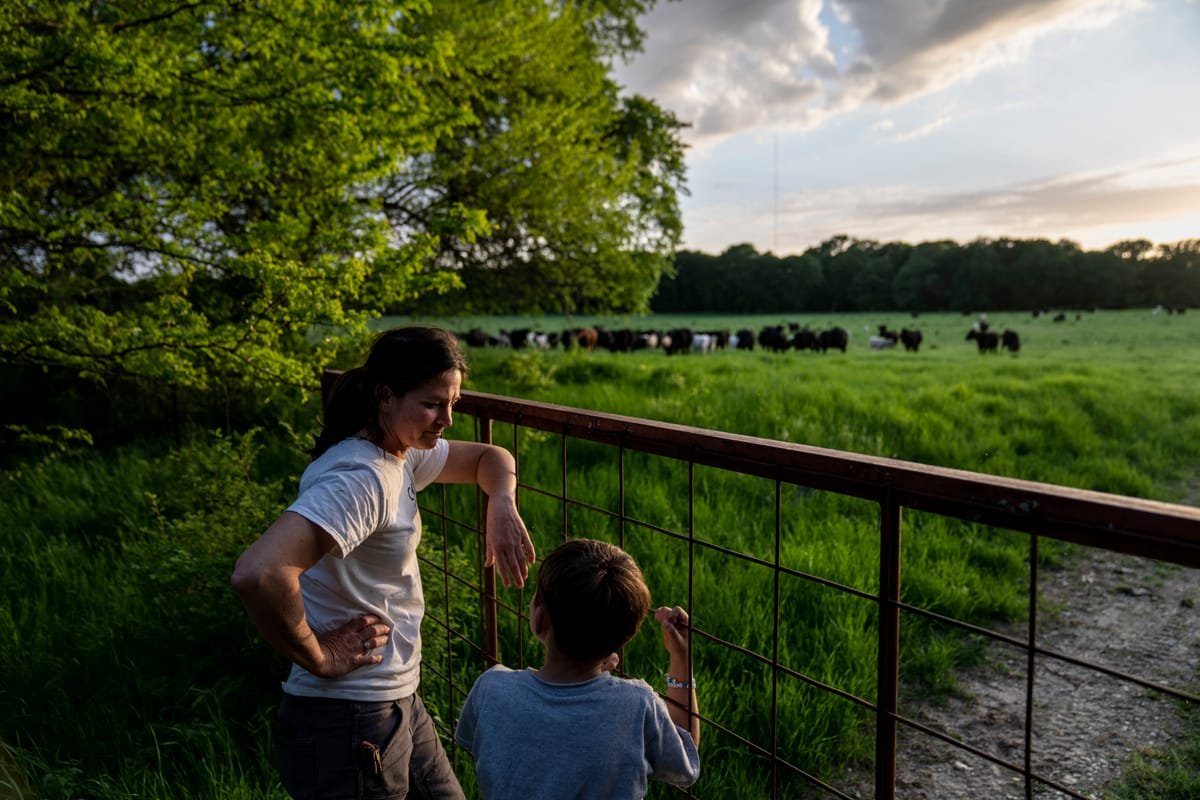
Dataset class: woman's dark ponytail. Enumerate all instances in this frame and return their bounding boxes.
[310,327,468,459]
[311,367,373,458]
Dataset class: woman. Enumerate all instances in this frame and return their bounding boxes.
[232,326,536,799]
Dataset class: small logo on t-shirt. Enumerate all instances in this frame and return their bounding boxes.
[407,483,416,502]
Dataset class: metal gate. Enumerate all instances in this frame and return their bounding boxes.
[324,374,1200,798]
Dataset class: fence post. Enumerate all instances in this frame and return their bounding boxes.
[477,414,500,666]
[876,488,902,799]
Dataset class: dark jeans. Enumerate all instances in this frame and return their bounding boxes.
[274,693,464,800]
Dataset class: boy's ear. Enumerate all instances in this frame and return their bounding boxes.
[530,601,549,637]
[600,653,620,672]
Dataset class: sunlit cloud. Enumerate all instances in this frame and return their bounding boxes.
[618,0,1199,252]
[615,0,1146,142]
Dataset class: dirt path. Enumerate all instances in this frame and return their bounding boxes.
[844,547,1200,799]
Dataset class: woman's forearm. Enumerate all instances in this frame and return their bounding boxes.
[230,512,331,673]
[233,562,325,672]
[474,445,518,499]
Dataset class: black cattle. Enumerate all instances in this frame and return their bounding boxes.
[599,328,636,352]
[460,328,490,348]
[663,327,694,355]
[966,326,999,353]
[791,328,819,351]
[818,327,848,353]
[1002,329,1020,352]
[501,328,533,348]
[734,328,755,350]
[758,325,791,353]
[877,324,900,343]
[899,328,923,352]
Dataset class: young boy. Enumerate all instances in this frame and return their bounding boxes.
[454,538,700,799]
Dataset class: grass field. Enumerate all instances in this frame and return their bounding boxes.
[392,309,1200,498]
[2,308,1198,799]
[396,308,1200,797]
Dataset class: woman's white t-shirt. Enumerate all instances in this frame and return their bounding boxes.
[282,436,449,701]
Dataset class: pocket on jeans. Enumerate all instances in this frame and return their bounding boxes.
[355,701,413,800]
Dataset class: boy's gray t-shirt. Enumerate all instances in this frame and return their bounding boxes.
[455,665,700,799]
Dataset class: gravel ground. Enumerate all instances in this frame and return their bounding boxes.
[839,547,1200,799]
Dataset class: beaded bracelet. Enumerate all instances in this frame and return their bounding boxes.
[665,673,694,690]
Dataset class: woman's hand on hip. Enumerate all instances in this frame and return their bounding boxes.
[311,614,391,679]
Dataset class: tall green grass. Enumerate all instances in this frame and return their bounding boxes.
[2,309,1197,798]
[0,433,303,799]
[407,308,1200,796]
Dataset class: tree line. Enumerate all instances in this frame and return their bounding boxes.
[653,236,1200,314]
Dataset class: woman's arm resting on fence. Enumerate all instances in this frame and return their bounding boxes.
[657,606,701,747]
[230,511,390,678]
[438,441,536,588]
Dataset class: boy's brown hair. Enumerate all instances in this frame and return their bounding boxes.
[534,538,652,662]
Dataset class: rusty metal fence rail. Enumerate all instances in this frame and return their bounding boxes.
[325,374,1200,798]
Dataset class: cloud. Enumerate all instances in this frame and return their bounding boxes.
[615,0,1145,141]
[769,155,1200,248]
[890,114,954,142]
[839,0,1139,102]
[612,0,834,137]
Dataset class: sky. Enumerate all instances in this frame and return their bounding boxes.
[610,0,1200,257]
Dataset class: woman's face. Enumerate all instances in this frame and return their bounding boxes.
[378,369,462,455]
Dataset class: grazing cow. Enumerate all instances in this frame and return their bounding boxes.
[663,327,694,355]
[818,327,848,353]
[708,329,731,349]
[1002,329,1020,352]
[791,328,819,351]
[899,328,923,352]
[966,325,999,353]
[562,327,599,351]
[734,328,755,350]
[501,328,533,348]
[633,330,660,350]
[691,333,717,353]
[877,324,900,343]
[600,328,636,353]
[868,335,897,350]
[460,328,490,348]
[758,325,791,353]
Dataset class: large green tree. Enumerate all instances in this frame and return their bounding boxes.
[389,0,687,315]
[1,1,466,396]
[1,1,684,421]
